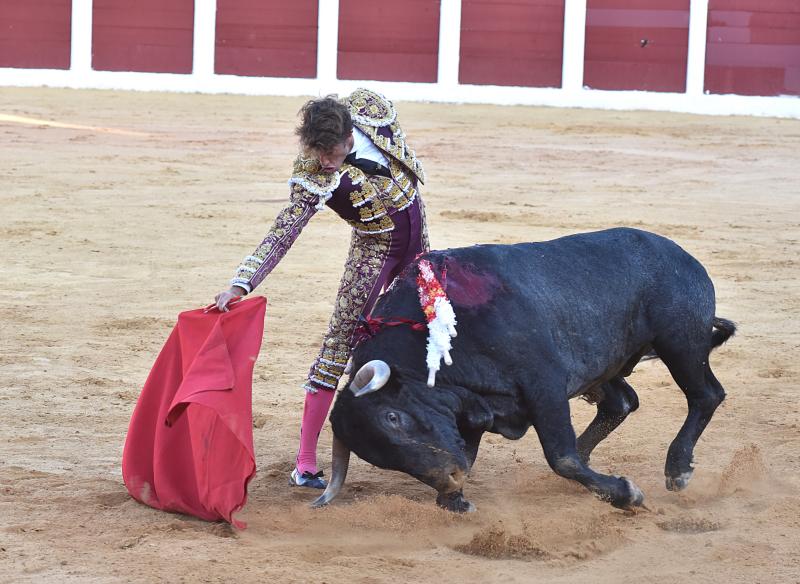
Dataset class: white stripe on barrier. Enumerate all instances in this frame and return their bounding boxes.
[193,0,217,78]
[562,0,588,93]
[70,0,92,73]
[686,0,710,96]
[437,0,462,87]
[317,0,340,92]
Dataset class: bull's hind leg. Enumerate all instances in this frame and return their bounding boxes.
[654,342,726,491]
[576,377,640,464]
[530,390,644,509]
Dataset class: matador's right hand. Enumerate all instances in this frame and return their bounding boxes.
[211,286,246,312]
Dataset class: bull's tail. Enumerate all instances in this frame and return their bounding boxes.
[639,316,736,363]
[711,317,736,350]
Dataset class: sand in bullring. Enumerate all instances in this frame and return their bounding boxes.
[2,88,799,583]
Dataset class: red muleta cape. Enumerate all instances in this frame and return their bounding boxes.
[122,296,266,528]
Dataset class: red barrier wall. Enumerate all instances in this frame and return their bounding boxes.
[459,0,564,87]
[583,0,690,92]
[337,0,440,83]
[92,0,194,73]
[0,0,71,69]
[705,0,800,96]
[4,0,799,102]
[215,0,318,78]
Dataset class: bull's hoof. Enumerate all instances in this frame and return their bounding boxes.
[436,491,476,513]
[605,477,645,510]
[665,470,693,492]
[622,478,645,509]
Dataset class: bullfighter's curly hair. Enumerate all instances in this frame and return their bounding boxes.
[295,95,353,152]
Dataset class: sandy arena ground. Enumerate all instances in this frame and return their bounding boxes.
[1,87,799,583]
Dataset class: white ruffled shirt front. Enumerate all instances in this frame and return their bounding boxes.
[350,127,390,167]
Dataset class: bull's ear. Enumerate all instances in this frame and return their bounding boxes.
[462,401,494,432]
[452,388,493,432]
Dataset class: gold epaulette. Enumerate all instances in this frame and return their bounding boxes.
[288,156,342,208]
[344,88,398,127]
[343,89,426,185]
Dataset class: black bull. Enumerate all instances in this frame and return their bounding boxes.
[313,228,735,512]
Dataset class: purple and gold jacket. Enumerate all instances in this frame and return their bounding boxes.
[231,88,426,293]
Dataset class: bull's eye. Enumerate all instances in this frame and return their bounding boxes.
[385,411,400,426]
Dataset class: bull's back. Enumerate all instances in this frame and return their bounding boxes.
[433,228,715,388]
[450,228,709,304]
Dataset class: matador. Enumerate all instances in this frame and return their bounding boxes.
[214,88,430,488]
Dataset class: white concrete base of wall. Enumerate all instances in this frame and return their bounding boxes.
[1,68,798,119]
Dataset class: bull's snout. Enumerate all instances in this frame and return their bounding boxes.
[445,468,468,492]
[424,464,468,494]
[436,468,476,513]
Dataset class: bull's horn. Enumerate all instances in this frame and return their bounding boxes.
[349,360,391,397]
[310,435,351,508]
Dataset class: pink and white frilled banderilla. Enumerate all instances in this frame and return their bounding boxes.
[416,259,458,387]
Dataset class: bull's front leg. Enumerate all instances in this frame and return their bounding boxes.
[462,429,482,469]
[530,390,644,510]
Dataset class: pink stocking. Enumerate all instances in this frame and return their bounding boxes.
[294,389,336,475]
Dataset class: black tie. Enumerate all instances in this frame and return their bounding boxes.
[344,153,391,178]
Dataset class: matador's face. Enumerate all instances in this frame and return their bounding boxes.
[313,133,355,174]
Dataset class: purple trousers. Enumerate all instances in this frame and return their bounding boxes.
[304,197,427,392]
[363,198,426,317]
[295,198,428,475]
